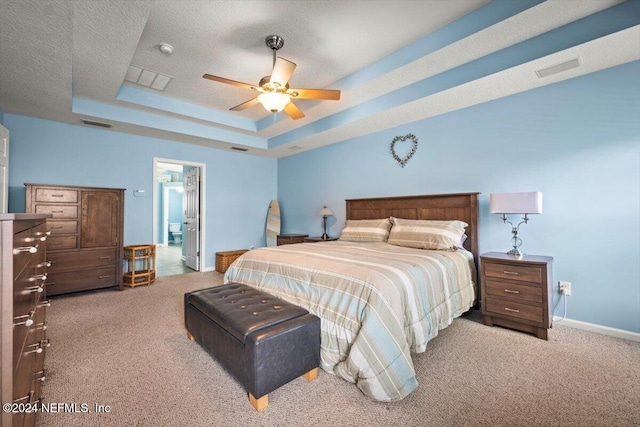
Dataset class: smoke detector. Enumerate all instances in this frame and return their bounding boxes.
[159,43,173,55]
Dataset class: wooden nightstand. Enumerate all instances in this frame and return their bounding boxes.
[304,236,339,243]
[277,234,308,246]
[480,252,554,340]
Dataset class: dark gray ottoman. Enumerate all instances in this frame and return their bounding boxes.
[184,283,320,411]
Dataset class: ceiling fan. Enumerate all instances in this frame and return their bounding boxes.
[203,35,340,120]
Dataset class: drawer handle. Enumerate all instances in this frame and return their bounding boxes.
[504,289,520,294]
[14,246,38,254]
[38,300,51,308]
[14,311,35,327]
[33,369,47,382]
[33,274,48,281]
[504,307,520,313]
[25,285,44,294]
[51,225,64,229]
[99,275,111,279]
[51,210,64,213]
[98,256,110,259]
[51,194,64,197]
[503,270,519,275]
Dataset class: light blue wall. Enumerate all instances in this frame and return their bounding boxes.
[5,115,277,270]
[278,61,640,333]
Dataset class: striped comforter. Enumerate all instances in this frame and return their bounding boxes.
[223,241,476,401]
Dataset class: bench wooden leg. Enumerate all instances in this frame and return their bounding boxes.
[248,393,268,411]
[302,367,318,382]
[187,331,195,341]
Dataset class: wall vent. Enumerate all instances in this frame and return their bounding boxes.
[535,58,580,79]
[288,145,304,151]
[230,146,248,152]
[81,119,112,128]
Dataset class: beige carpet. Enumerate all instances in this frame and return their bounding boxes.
[36,272,640,427]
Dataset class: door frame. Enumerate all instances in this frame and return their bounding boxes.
[152,157,206,272]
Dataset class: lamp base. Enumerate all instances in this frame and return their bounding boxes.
[507,248,524,258]
[321,233,329,240]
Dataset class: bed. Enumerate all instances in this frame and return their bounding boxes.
[224,193,479,401]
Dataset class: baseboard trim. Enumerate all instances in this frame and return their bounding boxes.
[557,318,640,342]
[202,266,217,273]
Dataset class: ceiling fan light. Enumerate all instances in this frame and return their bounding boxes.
[257,92,290,113]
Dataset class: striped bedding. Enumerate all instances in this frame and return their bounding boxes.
[223,241,476,402]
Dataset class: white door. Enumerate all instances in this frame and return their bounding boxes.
[184,167,200,270]
[0,125,9,213]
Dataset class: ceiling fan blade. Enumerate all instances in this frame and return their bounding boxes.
[283,101,305,120]
[269,57,296,88]
[203,74,259,91]
[288,88,341,101]
[230,98,260,111]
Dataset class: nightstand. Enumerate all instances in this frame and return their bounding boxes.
[304,236,339,243]
[277,234,309,246]
[480,252,554,340]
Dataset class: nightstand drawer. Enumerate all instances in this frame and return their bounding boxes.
[485,298,543,323]
[485,279,543,303]
[484,262,542,283]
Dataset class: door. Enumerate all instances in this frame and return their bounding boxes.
[0,125,8,213]
[81,191,120,248]
[184,168,200,270]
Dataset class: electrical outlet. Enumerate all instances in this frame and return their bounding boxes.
[250,245,255,250]
[559,281,572,296]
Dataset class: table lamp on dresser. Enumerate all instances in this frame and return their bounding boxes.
[490,191,543,257]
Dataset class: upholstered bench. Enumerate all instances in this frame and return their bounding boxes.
[184,283,320,411]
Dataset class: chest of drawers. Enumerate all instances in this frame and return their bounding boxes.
[25,184,124,296]
[1,214,51,427]
[480,252,553,340]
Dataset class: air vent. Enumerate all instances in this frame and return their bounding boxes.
[231,146,248,152]
[81,119,112,128]
[125,65,173,91]
[535,58,580,79]
[288,145,304,151]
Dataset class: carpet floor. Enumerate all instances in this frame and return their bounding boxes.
[36,272,640,426]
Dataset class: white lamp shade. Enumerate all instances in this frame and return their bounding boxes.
[490,192,543,214]
[257,92,290,113]
[319,206,334,217]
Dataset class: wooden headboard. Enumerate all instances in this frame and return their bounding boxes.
[346,192,480,263]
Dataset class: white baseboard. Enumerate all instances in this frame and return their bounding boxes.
[202,266,217,273]
[557,318,640,342]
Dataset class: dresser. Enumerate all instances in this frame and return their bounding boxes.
[480,252,554,340]
[1,214,51,427]
[25,184,125,296]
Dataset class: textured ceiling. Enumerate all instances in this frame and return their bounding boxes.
[0,0,638,158]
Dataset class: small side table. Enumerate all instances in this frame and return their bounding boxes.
[123,244,156,287]
[480,252,553,340]
[277,234,309,246]
[304,236,339,243]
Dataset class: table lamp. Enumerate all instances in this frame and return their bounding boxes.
[490,192,543,257]
[319,206,334,240]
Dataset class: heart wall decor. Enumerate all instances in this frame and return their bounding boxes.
[390,133,418,168]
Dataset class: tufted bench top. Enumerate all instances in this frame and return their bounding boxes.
[186,283,309,344]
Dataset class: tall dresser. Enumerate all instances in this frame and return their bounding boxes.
[25,184,125,296]
[1,214,51,427]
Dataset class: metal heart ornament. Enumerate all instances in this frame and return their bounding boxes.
[390,133,418,168]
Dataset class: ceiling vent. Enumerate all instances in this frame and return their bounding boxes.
[230,146,248,152]
[125,65,173,91]
[288,145,304,151]
[81,118,112,128]
[535,58,580,79]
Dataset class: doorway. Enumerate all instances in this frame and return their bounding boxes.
[153,158,206,276]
